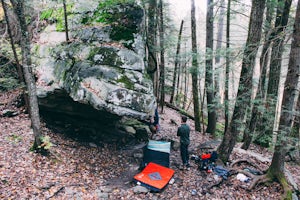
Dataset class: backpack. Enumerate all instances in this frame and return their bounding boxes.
[198,151,218,171]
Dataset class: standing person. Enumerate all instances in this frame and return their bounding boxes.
[177,115,191,170]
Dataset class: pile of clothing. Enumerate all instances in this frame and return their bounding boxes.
[192,151,230,179]
[192,151,218,172]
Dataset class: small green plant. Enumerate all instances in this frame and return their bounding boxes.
[40,4,74,32]
[7,134,22,143]
[0,78,20,92]
[215,123,225,139]
[39,135,53,150]
[40,8,54,20]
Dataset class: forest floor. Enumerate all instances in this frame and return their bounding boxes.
[0,89,299,200]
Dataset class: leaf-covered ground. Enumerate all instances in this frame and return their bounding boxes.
[0,90,299,199]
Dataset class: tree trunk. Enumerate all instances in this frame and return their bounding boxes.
[183,46,189,109]
[191,0,201,132]
[215,0,225,64]
[63,0,69,42]
[293,94,300,138]
[218,0,266,162]
[267,1,300,197]
[241,0,277,150]
[1,0,30,112]
[224,0,231,134]
[255,0,292,147]
[146,0,158,95]
[159,0,165,112]
[215,0,225,105]
[170,20,184,104]
[10,0,42,149]
[1,0,23,83]
[258,0,276,100]
[205,0,217,136]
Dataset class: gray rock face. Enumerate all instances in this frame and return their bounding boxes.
[32,0,155,141]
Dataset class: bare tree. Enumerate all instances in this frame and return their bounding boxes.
[182,43,189,109]
[205,0,217,135]
[224,0,231,133]
[215,0,225,103]
[9,0,43,150]
[1,0,23,83]
[63,0,69,42]
[170,20,184,105]
[158,0,165,112]
[215,0,225,65]
[254,0,292,147]
[145,0,158,95]
[1,0,31,113]
[191,0,201,131]
[218,0,266,162]
[242,0,291,149]
[252,1,300,197]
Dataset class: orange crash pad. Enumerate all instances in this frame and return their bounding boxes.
[134,162,175,191]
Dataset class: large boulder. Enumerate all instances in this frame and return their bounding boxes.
[32,0,156,142]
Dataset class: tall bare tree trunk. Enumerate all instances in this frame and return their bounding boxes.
[63,0,69,42]
[170,20,184,104]
[255,0,292,147]
[224,0,231,134]
[241,0,277,150]
[1,0,30,112]
[215,0,225,104]
[191,0,201,132]
[267,1,300,197]
[294,94,300,138]
[146,0,158,96]
[1,0,23,83]
[258,0,275,100]
[215,0,225,64]
[183,45,189,109]
[218,0,266,162]
[205,0,217,136]
[10,0,42,149]
[159,0,165,112]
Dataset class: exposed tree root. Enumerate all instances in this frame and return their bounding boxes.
[46,186,65,200]
[45,184,83,200]
[207,158,298,200]
[207,177,224,192]
[248,174,269,190]
[230,159,265,173]
[247,171,296,200]
[275,172,296,200]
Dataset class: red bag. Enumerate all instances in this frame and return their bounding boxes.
[201,153,211,160]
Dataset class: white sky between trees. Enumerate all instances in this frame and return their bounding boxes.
[167,0,206,21]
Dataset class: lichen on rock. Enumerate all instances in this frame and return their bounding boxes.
[32,0,156,142]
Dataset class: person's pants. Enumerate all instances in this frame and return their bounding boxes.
[180,143,189,165]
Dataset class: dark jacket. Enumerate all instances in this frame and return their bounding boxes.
[177,123,190,145]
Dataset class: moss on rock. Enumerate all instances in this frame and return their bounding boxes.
[81,0,143,47]
[40,4,74,32]
[88,46,123,67]
[117,75,134,90]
